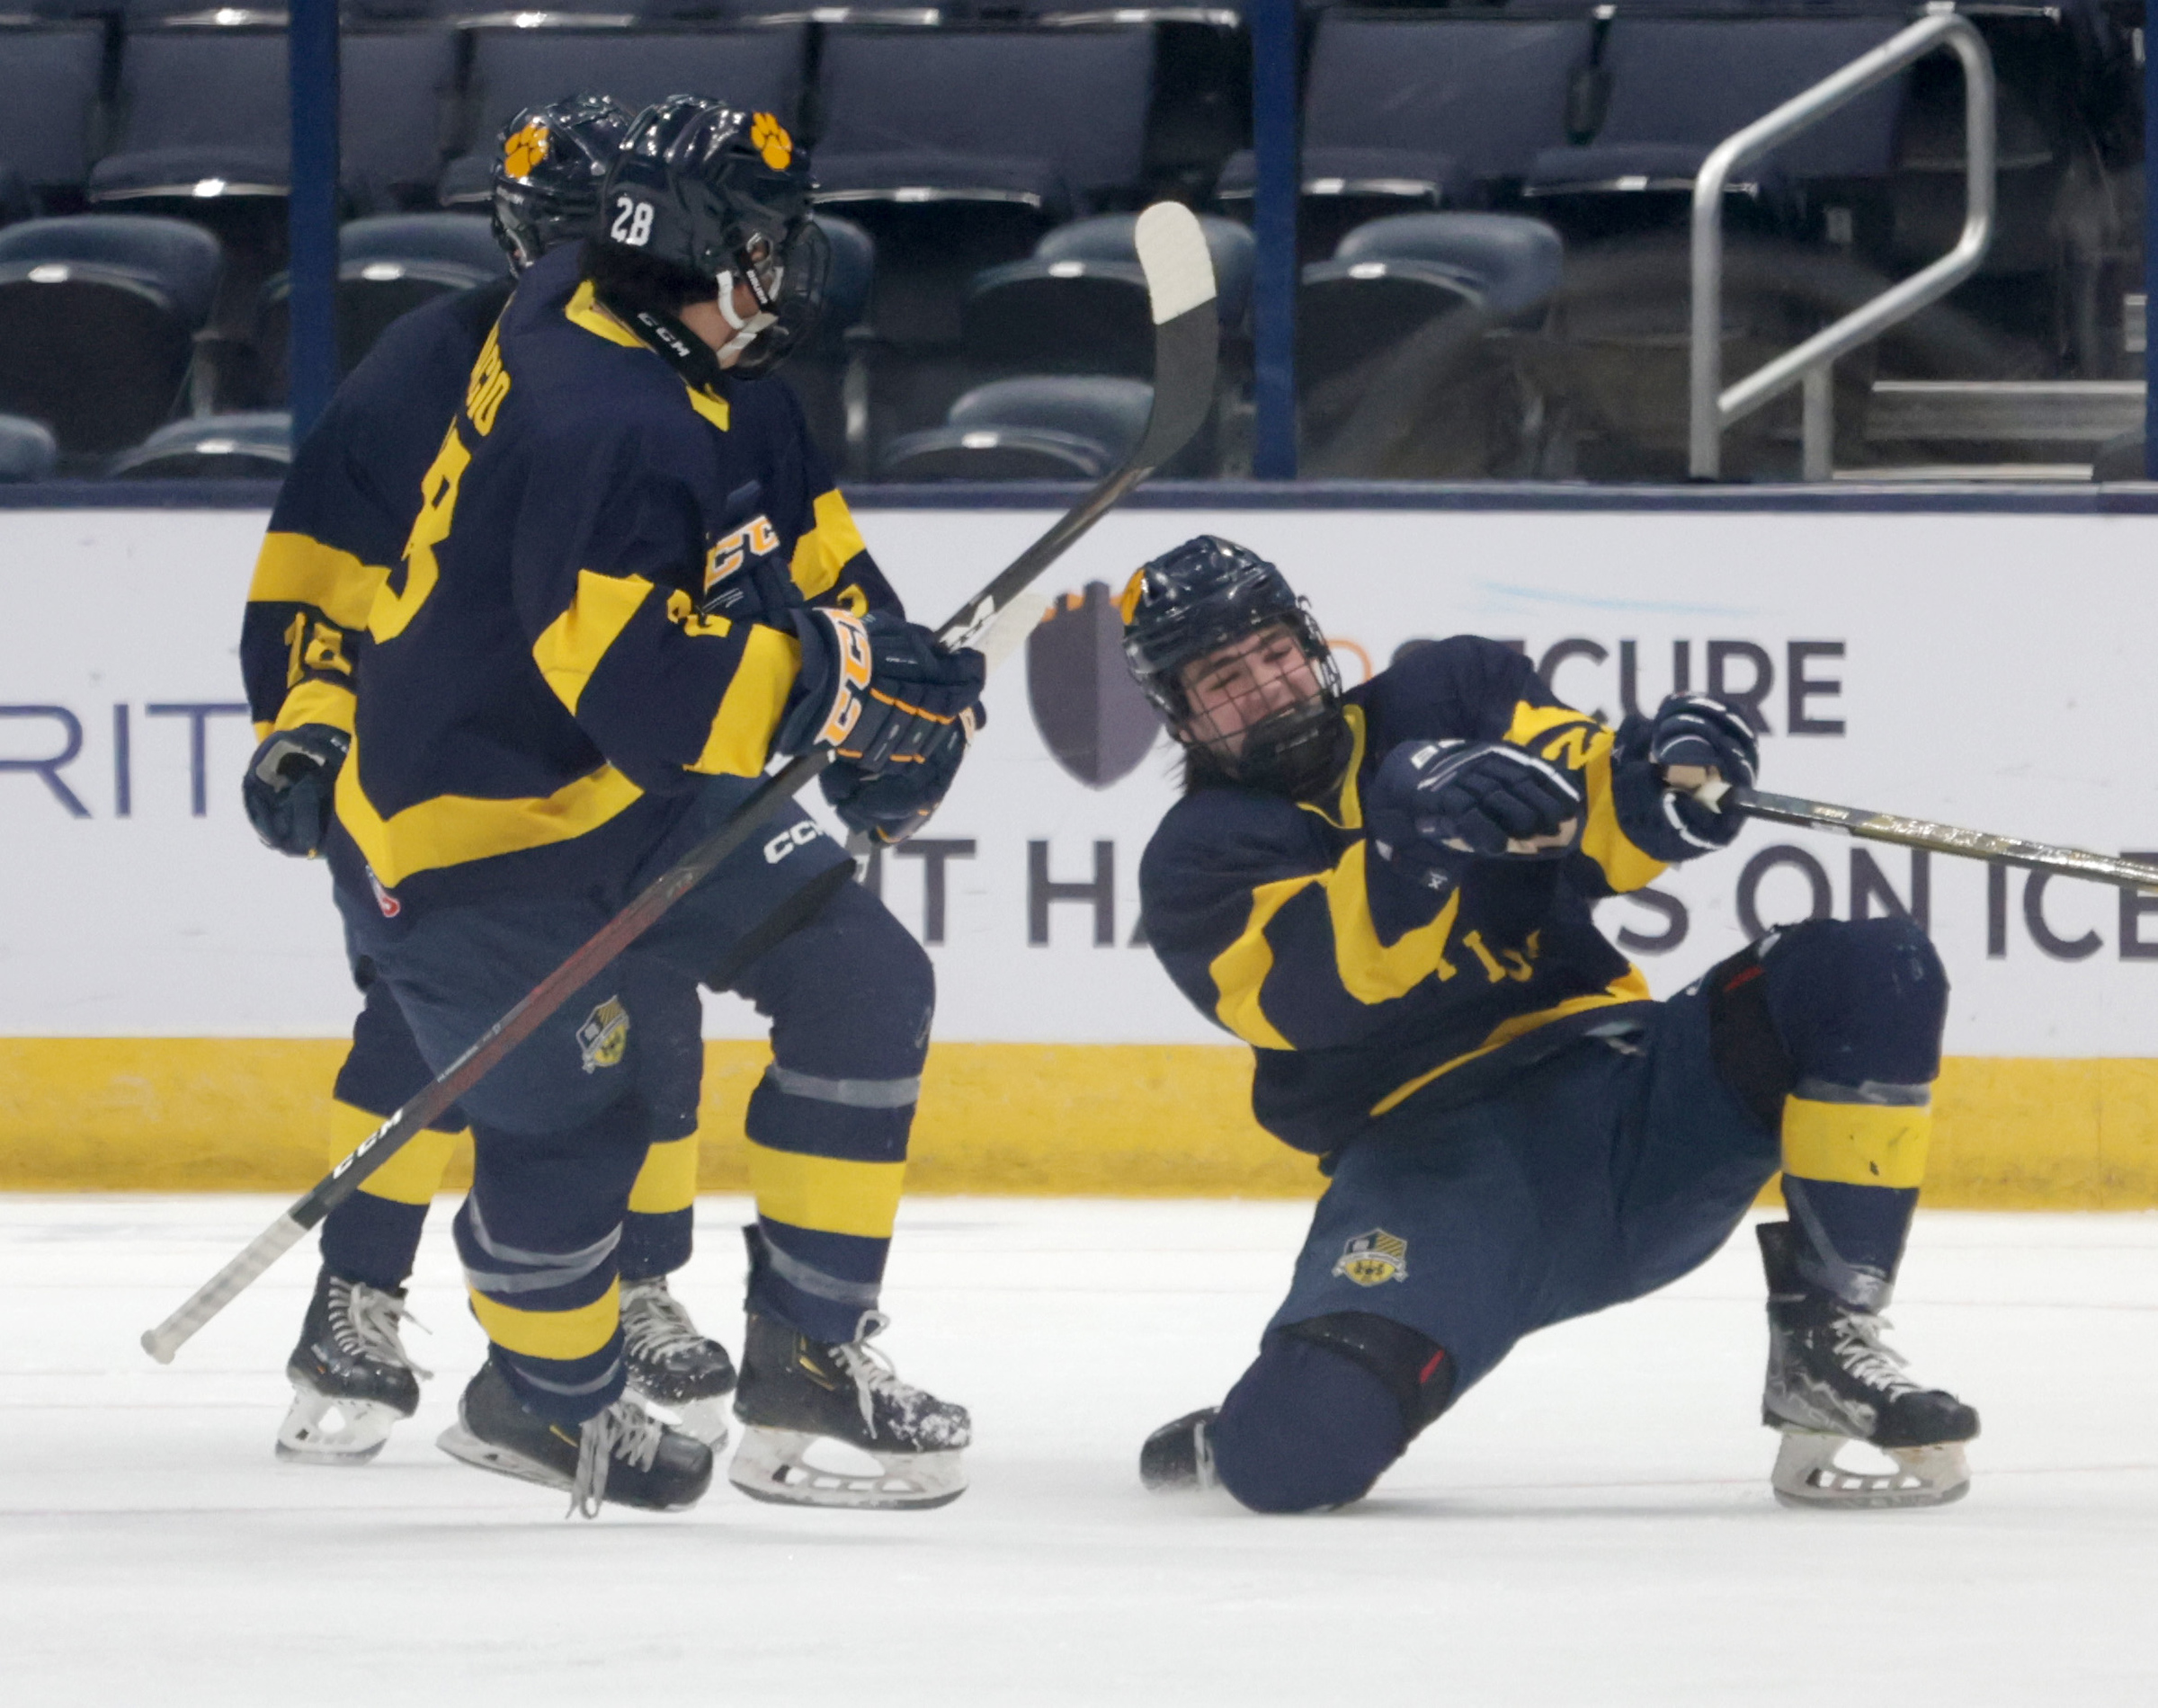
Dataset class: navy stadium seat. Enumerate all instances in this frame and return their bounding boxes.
[962,212,1253,378]
[464,24,808,149]
[813,26,1154,222]
[0,24,104,212]
[0,413,59,482]
[0,215,224,458]
[877,375,1151,481]
[91,27,461,209]
[1216,14,1592,253]
[1297,213,1564,481]
[1525,17,1910,202]
[254,213,510,397]
[106,410,290,477]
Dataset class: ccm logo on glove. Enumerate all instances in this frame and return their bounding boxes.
[815,609,877,748]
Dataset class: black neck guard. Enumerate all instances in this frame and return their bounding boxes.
[598,287,730,398]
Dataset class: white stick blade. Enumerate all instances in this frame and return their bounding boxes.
[1135,202,1216,325]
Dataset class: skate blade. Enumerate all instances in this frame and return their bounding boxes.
[274,1385,402,1465]
[629,1389,734,1451]
[727,1427,968,1511]
[434,1421,572,1494]
[1770,1430,1971,1510]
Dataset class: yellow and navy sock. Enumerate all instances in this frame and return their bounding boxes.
[317,1099,463,1292]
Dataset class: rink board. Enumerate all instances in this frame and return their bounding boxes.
[0,503,2154,1202]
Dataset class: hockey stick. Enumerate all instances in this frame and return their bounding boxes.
[1671,768,2158,894]
[141,203,1217,1364]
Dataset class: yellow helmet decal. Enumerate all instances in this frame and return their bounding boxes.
[1116,567,1148,627]
[750,112,794,171]
[503,120,550,180]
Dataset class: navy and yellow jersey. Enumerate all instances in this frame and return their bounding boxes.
[240,276,518,743]
[1141,636,1668,1153]
[327,242,896,915]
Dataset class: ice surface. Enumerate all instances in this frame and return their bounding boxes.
[3,1196,2154,1705]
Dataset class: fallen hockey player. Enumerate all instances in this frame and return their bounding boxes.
[1121,535,1977,1513]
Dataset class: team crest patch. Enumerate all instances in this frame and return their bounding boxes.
[750,112,793,170]
[503,120,550,179]
[576,997,629,1074]
[1333,1229,1409,1286]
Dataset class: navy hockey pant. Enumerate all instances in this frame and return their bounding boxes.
[317,976,702,1292]
[341,782,934,1422]
[1212,918,1948,1513]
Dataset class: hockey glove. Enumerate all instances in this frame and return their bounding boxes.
[821,715,980,847]
[242,723,350,858]
[1367,738,1583,887]
[1610,692,1758,859]
[778,609,985,775]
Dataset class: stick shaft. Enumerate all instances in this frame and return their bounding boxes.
[1733,786,2158,893]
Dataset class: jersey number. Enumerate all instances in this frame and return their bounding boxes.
[372,425,471,643]
[610,196,655,247]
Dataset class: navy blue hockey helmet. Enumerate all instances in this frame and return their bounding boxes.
[492,95,634,272]
[599,94,828,377]
[1120,535,1344,794]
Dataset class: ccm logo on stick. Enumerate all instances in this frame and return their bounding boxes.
[764,822,820,864]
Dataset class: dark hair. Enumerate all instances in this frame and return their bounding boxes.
[582,238,712,318]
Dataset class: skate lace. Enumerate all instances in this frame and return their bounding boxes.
[1831,1311,1923,1399]
[329,1278,432,1379]
[568,1396,665,1519]
[831,1312,909,1441]
[620,1281,706,1362]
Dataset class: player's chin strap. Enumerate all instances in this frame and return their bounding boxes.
[710,257,780,364]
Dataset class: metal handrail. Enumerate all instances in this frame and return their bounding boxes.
[1689,11,1996,480]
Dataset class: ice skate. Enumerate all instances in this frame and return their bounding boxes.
[276,1266,429,1464]
[620,1275,736,1447]
[1139,1408,1221,1493]
[729,1311,970,1510]
[435,1358,713,1517]
[1759,1222,1978,1510]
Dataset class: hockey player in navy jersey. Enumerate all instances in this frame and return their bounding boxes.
[308,95,978,1516]
[243,99,758,1463]
[240,97,767,1467]
[1124,537,1978,1514]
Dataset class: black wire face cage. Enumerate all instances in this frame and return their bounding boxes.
[727,216,830,378]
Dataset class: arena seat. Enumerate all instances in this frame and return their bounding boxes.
[1524,16,1910,206]
[0,22,104,214]
[0,413,59,483]
[1297,213,1563,481]
[464,24,808,148]
[877,375,1151,481]
[253,213,509,397]
[814,25,1154,223]
[106,410,290,477]
[962,212,1252,380]
[1215,14,1593,254]
[0,215,223,458]
[90,26,462,211]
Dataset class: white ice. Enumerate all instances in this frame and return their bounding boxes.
[3,1196,2154,1705]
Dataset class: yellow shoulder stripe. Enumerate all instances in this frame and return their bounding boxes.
[1504,700,1595,749]
[1369,968,1654,1117]
[530,570,654,716]
[789,489,869,600]
[334,739,645,888]
[566,279,732,430]
[690,624,801,778]
[248,532,387,631]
